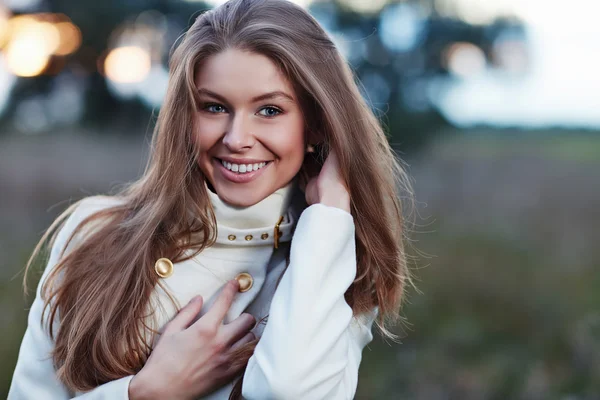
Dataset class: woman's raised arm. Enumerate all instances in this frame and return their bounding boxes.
[242,202,377,400]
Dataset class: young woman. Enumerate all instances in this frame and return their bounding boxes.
[9,0,412,399]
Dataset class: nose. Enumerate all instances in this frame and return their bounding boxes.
[222,113,255,152]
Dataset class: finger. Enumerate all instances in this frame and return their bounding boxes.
[322,149,341,177]
[297,165,309,193]
[305,178,318,206]
[221,313,256,347]
[229,331,256,353]
[201,280,239,327]
[163,295,203,335]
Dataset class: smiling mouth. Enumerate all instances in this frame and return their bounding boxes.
[216,158,272,174]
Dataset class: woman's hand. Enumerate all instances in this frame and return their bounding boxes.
[128,280,256,400]
[304,149,350,213]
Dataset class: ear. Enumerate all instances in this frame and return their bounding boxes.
[305,130,322,153]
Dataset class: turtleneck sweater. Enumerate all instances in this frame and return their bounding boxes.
[9,182,378,400]
[206,179,296,230]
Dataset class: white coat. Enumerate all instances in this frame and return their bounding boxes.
[8,181,377,399]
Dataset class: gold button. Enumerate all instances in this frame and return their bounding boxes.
[154,258,174,278]
[228,235,236,241]
[245,235,253,241]
[235,272,253,292]
[261,233,269,240]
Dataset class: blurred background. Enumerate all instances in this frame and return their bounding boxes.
[1,0,599,398]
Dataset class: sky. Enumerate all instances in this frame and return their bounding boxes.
[429,0,600,128]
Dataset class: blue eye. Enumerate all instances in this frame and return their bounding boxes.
[203,103,227,113]
[259,106,282,118]
[201,103,282,117]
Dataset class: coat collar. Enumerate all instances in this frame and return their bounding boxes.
[206,180,300,247]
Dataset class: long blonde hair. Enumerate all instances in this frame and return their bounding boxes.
[24,0,414,397]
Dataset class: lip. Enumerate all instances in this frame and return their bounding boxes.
[214,157,271,184]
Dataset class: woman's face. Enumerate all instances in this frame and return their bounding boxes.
[193,48,306,207]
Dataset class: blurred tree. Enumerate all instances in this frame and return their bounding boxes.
[1,0,524,151]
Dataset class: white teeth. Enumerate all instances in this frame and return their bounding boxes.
[219,159,269,174]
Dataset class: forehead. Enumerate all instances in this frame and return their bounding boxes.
[195,49,295,99]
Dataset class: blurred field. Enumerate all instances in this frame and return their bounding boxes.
[359,132,600,399]
[1,130,599,399]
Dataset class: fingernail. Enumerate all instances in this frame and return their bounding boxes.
[190,295,202,303]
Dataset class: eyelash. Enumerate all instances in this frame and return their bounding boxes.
[201,102,283,118]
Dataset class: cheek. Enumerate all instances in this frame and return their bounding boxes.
[270,127,305,164]
[194,118,224,156]
[273,137,306,180]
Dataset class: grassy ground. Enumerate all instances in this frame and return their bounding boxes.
[2,130,599,399]
[358,131,600,399]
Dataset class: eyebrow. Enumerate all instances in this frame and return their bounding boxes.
[197,88,295,104]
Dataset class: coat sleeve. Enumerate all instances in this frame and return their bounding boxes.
[242,203,378,400]
[8,198,134,400]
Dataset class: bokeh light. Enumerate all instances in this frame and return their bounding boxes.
[379,3,426,53]
[444,42,487,78]
[4,19,59,77]
[103,46,152,83]
[1,14,82,77]
[0,6,11,48]
[54,21,82,56]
